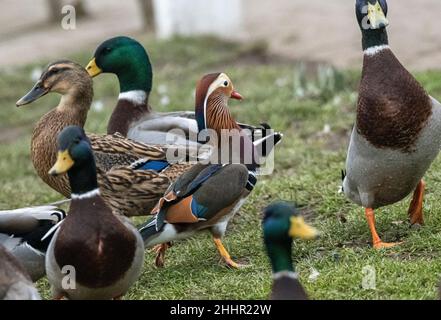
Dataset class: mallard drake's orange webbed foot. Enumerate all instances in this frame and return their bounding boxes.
[408,180,425,226]
[213,238,249,269]
[372,240,403,249]
[365,208,403,250]
[153,242,172,268]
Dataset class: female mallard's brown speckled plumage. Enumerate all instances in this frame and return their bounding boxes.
[16,60,193,217]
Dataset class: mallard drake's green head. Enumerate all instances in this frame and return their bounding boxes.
[356,0,388,30]
[355,0,389,51]
[16,60,92,106]
[86,36,153,93]
[263,202,318,242]
[195,72,243,131]
[49,126,98,196]
[49,126,92,177]
[263,202,318,273]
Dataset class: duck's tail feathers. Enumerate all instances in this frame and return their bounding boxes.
[341,169,346,182]
[253,130,284,158]
[138,215,164,244]
[338,169,347,194]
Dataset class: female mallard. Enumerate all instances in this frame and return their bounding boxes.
[85,36,276,147]
[342,0,441,248]
[46,126,144,300]
[16,60,193,217]
[0,245,40,300]
[0,206,66,282]
[262,202,318,300]
[140,73,282,268]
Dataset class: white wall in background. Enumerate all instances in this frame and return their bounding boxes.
[153,0,243,39]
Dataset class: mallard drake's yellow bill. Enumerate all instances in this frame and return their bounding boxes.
[16,82,49,107]
[49,150,74,176]
[289,216,318,240]
[85,58,102,77]
[367,1,389,29]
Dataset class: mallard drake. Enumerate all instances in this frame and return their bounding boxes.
[342,0,441,248]
[16,60,193,217]
[139,73,282,268]
[0,206,66,282]
[262,202,318,300]
[45,126,144,300]
[85,36,278,147]
[0,244,41,300]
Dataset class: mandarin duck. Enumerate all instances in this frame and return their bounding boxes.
[139,73,282,268]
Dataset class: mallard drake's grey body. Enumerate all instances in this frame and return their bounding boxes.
[0,206,66,282]
[262,202,318,300]
[45,126,144,300]
[343,0,441,248]
[345,96,441,209]
[0,245,40,300]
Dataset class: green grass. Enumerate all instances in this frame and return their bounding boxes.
[1,36,441,300]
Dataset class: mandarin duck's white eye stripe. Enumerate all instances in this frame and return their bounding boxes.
[203,74,234,127]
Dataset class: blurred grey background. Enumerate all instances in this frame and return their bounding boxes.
[0,0,440,70]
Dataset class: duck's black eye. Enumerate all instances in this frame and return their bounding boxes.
[223,81,228,86]
[51,68,59,74]
[104,47,112,54]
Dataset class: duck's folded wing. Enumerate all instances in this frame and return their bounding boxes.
[99,166,171,217]
[153,164,248,228]
[89,132,167,171]
[0,206,62,234]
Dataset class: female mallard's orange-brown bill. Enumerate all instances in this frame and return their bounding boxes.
[49,150,74,176]
[289,216,319,240]
[85,58,102,77]
[16,82,49,107]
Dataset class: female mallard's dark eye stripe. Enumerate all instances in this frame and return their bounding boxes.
[45,67,70,79]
